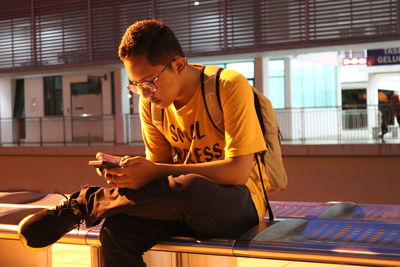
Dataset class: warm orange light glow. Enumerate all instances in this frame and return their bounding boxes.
[332,248,378,255]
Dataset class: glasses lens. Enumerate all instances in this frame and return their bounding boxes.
[127,82,156,95]
[141,82,156,93]
[127,84,141,95]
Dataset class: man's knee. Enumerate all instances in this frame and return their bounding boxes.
[169,174,214,195]
[99,216,120,248]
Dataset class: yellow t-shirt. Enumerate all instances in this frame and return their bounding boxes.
[139,66,267,220]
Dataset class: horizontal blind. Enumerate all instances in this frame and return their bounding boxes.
[226,1,259,49]
[0,0,399,71]
[225,1,306,49]
[0,0,31,69]
[34,0,89,66]
[155,0,223,54]
[91,0,152,62]
[259,0,306,47]
[308,0,398,41]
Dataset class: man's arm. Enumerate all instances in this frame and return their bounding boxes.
[104,153,254,190]
[157,153,254,185]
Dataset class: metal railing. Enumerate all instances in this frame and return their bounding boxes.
[275,105,399,144]
[0,114,116,146]
[1,105,399,146]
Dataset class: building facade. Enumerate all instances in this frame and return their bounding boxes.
[1,0,400,145]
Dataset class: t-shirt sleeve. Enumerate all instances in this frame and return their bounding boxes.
[219,69,267,158]
[139,96,173,162]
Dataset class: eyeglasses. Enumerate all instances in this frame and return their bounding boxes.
[127,59,174,95]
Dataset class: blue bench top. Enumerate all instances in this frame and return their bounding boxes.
[0,192,400,266]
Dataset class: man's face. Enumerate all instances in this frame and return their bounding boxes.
[123,55,180,108]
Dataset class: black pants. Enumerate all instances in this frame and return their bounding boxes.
[73,174,259,267]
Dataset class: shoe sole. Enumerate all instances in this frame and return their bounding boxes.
[17,214,53,251]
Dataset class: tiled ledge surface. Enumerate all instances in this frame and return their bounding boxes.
[0,144,145,156]
[282,144,400,156]
[0,144,399,157]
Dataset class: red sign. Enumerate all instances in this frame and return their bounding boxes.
[342,57,367,66]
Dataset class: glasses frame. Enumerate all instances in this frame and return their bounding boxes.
[127,59,174,95]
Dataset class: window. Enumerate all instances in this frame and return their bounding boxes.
[71,76,102,95]
[291,59,337,108]
[44,76,63,116]
[268,59,285,109]
[13,79,25,119]
[211,61,255,85]
[13,79,26,139]
[342,89,367,109]
[342,89,368,129]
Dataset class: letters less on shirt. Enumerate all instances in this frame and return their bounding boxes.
[169,121,223,163]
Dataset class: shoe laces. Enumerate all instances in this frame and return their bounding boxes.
[53,194,85,231]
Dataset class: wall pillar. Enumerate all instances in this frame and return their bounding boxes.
[254,57,263,91]
[24,77,43,144]
[367,73,378,129]
[284,57,292,108]
[0,78,14,144]
[114,68,126,145]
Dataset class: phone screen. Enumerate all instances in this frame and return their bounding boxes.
[88,160,120,169]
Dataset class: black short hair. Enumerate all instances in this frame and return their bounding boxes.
[118,20,185,66]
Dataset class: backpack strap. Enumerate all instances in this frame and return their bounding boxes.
[253,92,266,135]
[201,66,224,135]
[255,153,274,222]
[150,100,164,133]
[214,68,223,110]
[253,91,274,221]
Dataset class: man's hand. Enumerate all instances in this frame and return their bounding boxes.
[100,156,161,190]
[94,152,122,187]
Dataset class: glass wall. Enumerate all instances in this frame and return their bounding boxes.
[268,59,285,109]
[291,59,337,108]
[213,61,255,85]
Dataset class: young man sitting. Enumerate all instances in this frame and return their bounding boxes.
[18,19,267,267]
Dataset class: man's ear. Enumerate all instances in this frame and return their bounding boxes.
[174,57,187,74]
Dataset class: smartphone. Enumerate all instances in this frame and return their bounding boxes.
[88,160,120,169]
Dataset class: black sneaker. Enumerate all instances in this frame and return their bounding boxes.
[18,195,84,250]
